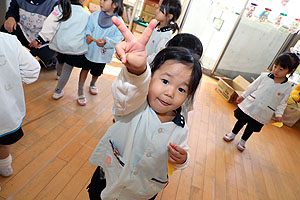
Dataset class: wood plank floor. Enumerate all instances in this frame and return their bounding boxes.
[1,60,300,200]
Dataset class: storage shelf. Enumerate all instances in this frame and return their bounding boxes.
[124,0,135,7]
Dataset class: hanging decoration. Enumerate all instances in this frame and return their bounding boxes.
[245,3,258,18]
[289,18,300,33]
[274,13,287,27]
[259,8,272,22]
[281,0,290,6]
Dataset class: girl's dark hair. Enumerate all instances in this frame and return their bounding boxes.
[57,0,81,22]
[274,52,300,74]
[166,33,203,60]
[112,0,123,16]
[150,47,202,104]
[160,0,182,33]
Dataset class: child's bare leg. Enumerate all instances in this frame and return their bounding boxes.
[78,69,89,96]
[90,76,98,87]
[0,146,9,159]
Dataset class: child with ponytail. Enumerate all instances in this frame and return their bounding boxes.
[146,0,182,63]
[30,0,90,100]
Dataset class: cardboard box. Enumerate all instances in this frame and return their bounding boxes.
[216,75,250,102]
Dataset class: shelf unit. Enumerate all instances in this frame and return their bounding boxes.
[140,0,159,23]
[123,0,138,30]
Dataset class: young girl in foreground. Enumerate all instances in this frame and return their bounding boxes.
[88,17,202,199]
[224,52,300,152]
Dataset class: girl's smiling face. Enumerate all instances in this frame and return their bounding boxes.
[148,60,192,121]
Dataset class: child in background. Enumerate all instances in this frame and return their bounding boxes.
[30,0,90,100]
[1,0,58,67]
[146,0,182,64]
[77,0,124,106]
[166,33,203,60]
[165,33,203,120]
[223,52,300,152]
[0,32,40,178]
[87,17,202,199]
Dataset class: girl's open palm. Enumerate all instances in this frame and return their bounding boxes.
[112,16,157,75]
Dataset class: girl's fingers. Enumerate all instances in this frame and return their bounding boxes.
[115,41,127,63]
[168,145,181,160]
[138,19,157,46]
[112,16,134,42]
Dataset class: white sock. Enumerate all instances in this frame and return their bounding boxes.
[0,154,12,169]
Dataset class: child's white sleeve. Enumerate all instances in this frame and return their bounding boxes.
[241,73,263,98]
[18,43,40,84]
[112,64,151,116]
[38,6,60,42]
[274,92,290,117]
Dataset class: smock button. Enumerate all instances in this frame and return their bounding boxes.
[158,128,163,133]
[146,152,152,157]
[133,170,138,175]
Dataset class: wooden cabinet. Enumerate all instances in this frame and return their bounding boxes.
[140,0,159,23]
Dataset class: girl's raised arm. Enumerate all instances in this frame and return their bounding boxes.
[112,16,157,75]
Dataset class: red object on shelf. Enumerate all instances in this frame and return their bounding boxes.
[145,0,159,7]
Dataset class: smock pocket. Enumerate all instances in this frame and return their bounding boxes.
[92,139,126,185]
[146,176,169,196]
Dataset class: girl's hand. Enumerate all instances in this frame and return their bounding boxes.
[86,35,93,44]
[29,39,40,48]
[236,96,244,104]
[275,117,283,122]
[96,39,106,47]
[168,143,187,165]
[112,16,157,75]
[4,17,16,33]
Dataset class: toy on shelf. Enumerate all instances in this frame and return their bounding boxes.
[259,8,272,22]
[274,13,287,27]
[289,18,300,34]
[281,0,290,6]
[245,3,258,18]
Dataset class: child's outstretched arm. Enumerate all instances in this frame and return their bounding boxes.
[112,16,157,75]
[29,6,60,48]
[111,17,157,116]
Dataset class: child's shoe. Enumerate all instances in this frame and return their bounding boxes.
[55,75,60,80]
[0,165,13,177]
[223,132,236,142]
[0,154,13,177]
[237,139,246,152]
[77,95,87,106]
[89,86,98,95]
[52,90,64,100]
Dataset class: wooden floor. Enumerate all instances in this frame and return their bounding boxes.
[1,60,300,200]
